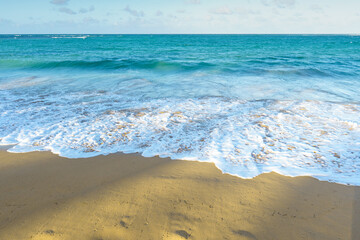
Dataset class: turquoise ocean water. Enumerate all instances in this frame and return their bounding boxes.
[0,34,359,184]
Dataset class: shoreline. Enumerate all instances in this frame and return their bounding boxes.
[0,150,359,239]
[2,145,358,186]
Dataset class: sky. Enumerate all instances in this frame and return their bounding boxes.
[0,0,360,34]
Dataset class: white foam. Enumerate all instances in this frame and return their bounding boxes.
[0,96,359,185]
[51,36,88,39]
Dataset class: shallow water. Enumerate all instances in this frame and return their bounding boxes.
[0,34,359,184]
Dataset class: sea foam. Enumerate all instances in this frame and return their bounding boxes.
[0,95,359,185]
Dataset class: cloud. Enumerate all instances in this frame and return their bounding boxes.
[167,14,178,19]
[79,5,95,14]
[0,18,13,25]
[58,7,76,15]
[50,0,69,5]
[262,0,296,8]
[211,7,233,15]
[177,9,186,14]
[210,7,260,16]
[156,10,163,16]
[82,17,100,24]
[310,4,323,12]
[123,5,145,17]
[55,5,94,15]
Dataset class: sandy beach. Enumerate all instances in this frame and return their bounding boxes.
[0,150,358,240]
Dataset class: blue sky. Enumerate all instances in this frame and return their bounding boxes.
[1,0,360,34]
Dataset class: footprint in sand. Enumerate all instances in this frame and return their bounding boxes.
[31,229,60,240]
[232,230,257,240]
[175,230,191,239]
[118,215,132,229]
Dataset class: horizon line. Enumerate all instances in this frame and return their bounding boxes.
[1,33,359,35]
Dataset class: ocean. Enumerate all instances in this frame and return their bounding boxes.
[0,34,359,184]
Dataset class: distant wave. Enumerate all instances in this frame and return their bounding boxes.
[0,59,216,72]
[51,36,88,39]
[0,59,356,77]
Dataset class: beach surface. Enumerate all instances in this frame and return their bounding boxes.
[0,150,359,240]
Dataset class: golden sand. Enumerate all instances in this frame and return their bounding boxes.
[0,150,359,240]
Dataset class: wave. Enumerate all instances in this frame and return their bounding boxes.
[0,34,90,39]
[0,59,218,72]
[0,97,359,185]
[244,68,332,77]
[52,36,88,39]
[0,58,356,78]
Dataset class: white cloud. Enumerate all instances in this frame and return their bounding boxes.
[123,5,145,17]
[177,9,186,14]
[58,7,76,15]
[211,7,233,15]
[50,0,69,6]
[82,17,100,24]
[167,14,178,19]
[79,6,95,14]
[210,7,260,17]
[262,0,296,8]
[0,18,13,26]
[310,4,323,12]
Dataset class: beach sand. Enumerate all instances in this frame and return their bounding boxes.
[0,150,359,240]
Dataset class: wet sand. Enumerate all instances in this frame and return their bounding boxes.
[0,150,359,240]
